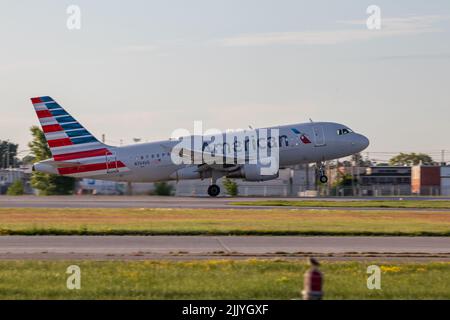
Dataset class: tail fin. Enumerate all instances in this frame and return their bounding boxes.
[30,96,108,161]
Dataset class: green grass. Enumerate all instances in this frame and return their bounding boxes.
[0,207,449,236]
[232,200,450,209]
[0,260,448,299]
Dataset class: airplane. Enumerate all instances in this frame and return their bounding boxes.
[31,96,370,197]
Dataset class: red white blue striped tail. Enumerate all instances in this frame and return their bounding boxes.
[31,96,129,177]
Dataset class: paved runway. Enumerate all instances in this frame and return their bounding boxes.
[1,195,450,210]
[0,195,242,209]
[1,196,448,261]
[0,236,448,260]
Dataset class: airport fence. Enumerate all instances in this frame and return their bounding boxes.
[176,183,450,197]
[320,185,449,197]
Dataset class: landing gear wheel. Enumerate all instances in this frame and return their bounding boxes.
[319,175,328,184]
[316,161,328,184]
[207,184,221,197]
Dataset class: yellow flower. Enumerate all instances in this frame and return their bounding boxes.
[381,266,401,273]
[276,276,290,283]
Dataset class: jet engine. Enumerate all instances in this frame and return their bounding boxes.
[226,164,279,182]
[169,166,211,181]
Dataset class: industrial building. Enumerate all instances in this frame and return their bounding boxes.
[359,166,412,196]
[412,165,450,196]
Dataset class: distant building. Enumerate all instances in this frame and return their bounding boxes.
[361,166,411,185]
[77,179,126,195]
[291,164,316,196]
[441,166,450,196]
[359,166,412,196]
[326,166,412,196]
[411,165,450,196]
[327,165,366,187]
[0,168,33,194]
[411,165,441,196]
[77,179,157,195]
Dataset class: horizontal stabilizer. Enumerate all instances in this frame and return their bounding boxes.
[39,159,82,168]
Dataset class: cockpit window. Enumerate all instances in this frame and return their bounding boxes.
[337,128,353,135]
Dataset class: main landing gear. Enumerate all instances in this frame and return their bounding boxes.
[207,172,222,197]
[207,184,221,197]
[317,162,328,184]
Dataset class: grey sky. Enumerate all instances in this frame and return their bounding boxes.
[1,0,449,162]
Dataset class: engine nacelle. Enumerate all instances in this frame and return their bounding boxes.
[227,164,279,182]
[169,166,211,181]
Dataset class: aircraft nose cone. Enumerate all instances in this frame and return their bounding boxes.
[357,134,370,151]
[351,134,369,152]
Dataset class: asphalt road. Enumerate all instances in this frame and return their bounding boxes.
[1,195,450,209]
[0,236,448,261]
[0,195,243,209]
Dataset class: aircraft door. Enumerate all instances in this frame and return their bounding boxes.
[313,126,325,146]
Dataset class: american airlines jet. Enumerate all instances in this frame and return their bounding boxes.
[31,96,369,197]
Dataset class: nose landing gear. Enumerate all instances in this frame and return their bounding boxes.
[319,175,328,184]
[316,162,328,184]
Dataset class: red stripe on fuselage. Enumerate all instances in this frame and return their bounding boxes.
[53,148,112,161]
[58,161,126,175]
[47,138,73,148]
[36,110,53,119]
[42,124,64,133]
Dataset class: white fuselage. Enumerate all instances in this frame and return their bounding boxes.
[86,121,369,183]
